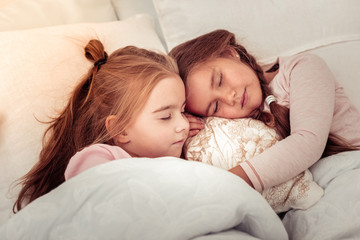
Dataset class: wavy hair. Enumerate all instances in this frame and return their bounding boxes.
[13,40,178,212]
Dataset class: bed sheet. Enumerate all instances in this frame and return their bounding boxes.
[0,157,288,240]
[283,150,360,239]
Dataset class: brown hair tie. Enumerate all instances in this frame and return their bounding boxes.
[94,52,108,69]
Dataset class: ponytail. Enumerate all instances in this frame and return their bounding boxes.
[13,40,110,212]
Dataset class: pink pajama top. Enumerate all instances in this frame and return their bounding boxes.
[240,53,360,192]
[65,144,131,180]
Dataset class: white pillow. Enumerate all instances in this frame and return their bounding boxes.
[0,14,166,225]
[112,0,159,22]
[0,0,117,31]
[184,117,324,213]
[153,0,360,63]
[112,0,167,50]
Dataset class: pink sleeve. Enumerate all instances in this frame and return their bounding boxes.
[65,144,131,180]
[241,54,335,191]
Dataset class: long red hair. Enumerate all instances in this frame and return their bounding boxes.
[13,40,178,212]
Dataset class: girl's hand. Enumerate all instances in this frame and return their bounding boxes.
[184,113,205,137]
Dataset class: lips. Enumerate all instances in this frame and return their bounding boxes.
[241,88,248,108]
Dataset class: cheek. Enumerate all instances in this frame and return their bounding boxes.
[253,86,263,105]
[220,107,246,119]
[146,123,169,138]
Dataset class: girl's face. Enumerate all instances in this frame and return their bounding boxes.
[121,75,189,158]
[185,56,262,119]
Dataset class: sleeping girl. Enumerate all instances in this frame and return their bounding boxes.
[13,39,189,212]
[170,29,360,192]
[169,29,360,213]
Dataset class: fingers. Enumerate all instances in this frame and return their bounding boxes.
[188,129,200,138]
[184,113,205,138]
[189,121,204,130]
[185,113,204,125]
[185,113,205,130]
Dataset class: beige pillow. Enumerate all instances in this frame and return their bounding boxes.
[0,14,166,224]
[184,117,324,213]
[0,0,117,31]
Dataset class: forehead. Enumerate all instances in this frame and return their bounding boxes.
[190,59,217,74]
[185,66,213,116]
[156,75,184,91]
[187,60,214,85]
[148,75,185,102]
[187,57,229,80]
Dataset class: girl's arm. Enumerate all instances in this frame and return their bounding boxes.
[237,54,336,191]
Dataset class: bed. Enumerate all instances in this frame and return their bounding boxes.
[0,0,359,239]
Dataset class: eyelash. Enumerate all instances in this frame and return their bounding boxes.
[218,73,223,86]
[160,110,186,120]
[214,73,222,114]
[161,114,171,120]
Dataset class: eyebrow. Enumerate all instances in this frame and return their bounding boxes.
[152,101,186,113]
[205,69,215,116]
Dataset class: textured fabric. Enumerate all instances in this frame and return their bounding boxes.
[0,157,288,240]
[184,117,324,213]
[240,53,360,191]
[283,150,360,239]
[65,144,131,180]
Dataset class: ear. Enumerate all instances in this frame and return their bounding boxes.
[113,132,130,144]
[105,115,130,144]
[220,47,240,60]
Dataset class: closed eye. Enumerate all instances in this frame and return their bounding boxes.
[160,114,171,120]
[213,101,219,114]
[218,72,223,86]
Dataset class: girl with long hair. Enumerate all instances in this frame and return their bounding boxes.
[169,29,360,192]
[13,39,189,212]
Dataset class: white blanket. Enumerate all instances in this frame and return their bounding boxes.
[283,150,360,239]
[0,157,287,240]
[1,151,359,239]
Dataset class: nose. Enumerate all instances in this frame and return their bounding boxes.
[220,88,236,106]
[176,113,190,133]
